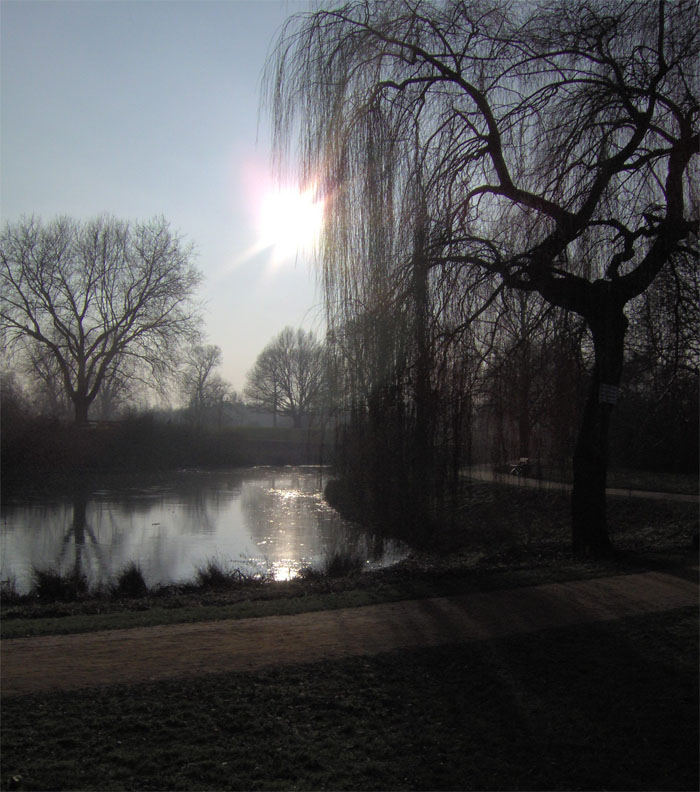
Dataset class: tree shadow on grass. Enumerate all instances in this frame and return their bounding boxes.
[1,608,696,791]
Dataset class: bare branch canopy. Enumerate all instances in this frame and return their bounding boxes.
[0,215,203,424]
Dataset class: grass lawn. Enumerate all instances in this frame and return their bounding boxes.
[2,606,697,791]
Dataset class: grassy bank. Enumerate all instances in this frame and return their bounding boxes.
[1,556,640,640]
[2,606,697,791]
[325,475,698,557]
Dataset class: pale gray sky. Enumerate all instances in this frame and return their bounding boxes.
[1,0,322,394]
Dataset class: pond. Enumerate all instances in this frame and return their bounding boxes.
[0,466,408,594]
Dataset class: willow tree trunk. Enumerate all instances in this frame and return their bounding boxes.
[411,216,432,528]
[517,344,532,460]
[571,292,628,557]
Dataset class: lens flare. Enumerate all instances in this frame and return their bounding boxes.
[257,184,324,265]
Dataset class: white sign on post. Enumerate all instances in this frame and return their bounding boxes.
[599,383,619,405]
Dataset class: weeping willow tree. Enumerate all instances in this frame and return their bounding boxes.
[266,0,698,555]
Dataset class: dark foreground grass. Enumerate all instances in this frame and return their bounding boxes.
[2,607,697,791]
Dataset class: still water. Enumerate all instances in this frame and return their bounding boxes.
[1,467,407,594]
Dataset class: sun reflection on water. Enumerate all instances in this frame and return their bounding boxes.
[2,468,409,592]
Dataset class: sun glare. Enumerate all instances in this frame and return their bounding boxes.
[258,184,324,264]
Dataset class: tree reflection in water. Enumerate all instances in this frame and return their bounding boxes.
[2,468,408,592]
[56,491,109,586]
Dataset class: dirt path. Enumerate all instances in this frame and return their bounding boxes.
[2,569,697,698]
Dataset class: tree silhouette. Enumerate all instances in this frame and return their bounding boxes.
[1,215,202,425]
[180,344,233,427]
[245,327,325,428]
[267,0,698,556]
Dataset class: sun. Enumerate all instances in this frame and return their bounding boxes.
[258,184,324,264]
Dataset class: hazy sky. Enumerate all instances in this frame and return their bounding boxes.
[1,0,321,394]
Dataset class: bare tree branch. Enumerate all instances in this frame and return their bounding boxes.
[0,215,202,424]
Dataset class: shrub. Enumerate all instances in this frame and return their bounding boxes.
[296,565,323,582]
[111,563,149,598]
[322,550,365,578]
[0,576,24,606]
[195,559,235,589]
[296,549,366,580]
[194,559,271,590]
[32,567,88,600]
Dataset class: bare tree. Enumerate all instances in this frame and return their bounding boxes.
[182,344,221,411]
[90,356,140,421]
[180,344,234,427]
[21,339,138,420]
[245,327,325,428]
[267,0,698,556]
[22,342,73,418]
[1,215,202,425]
